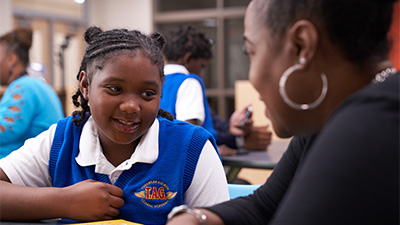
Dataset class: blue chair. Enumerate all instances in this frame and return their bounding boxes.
[228,184,261,199]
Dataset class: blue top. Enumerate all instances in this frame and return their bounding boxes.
[160,72,217,139]
[0,75,64,158]
[49,116,218,224]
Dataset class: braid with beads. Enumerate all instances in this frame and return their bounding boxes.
[71,26,173,126]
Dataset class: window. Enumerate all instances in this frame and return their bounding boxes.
[153,0,250,120]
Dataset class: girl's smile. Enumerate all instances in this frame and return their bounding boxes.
[113,118,140,133]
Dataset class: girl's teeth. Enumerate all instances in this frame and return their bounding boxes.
[119,120,134,125]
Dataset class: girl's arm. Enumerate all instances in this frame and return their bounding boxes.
[0,169,124,222]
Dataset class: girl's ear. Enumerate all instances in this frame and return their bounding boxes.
[287,19,318,66]
[182,52,193,66]
[78,70,89,100]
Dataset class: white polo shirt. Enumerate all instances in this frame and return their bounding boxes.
[164,64,205,124]
[0,116,229,207]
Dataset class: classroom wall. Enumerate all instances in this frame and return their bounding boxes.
[87,0,153,34]
[71,0,154,116]
[0,0,13,35]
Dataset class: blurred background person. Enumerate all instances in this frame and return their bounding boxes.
[160,25,218,139]
[161,25,272,156]
[0,27,64,158]
[212,106,272,155]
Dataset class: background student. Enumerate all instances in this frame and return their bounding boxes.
[161,25,272,155]
[160,25,218,139]
[0,27,64,158]
[0,26,229,224]
[166,0,399,224]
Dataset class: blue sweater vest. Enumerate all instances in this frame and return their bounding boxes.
[49,116,218,224]
[160,73,217,140]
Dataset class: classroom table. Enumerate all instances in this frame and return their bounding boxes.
[222,139,290,183]
[0,219,141,225]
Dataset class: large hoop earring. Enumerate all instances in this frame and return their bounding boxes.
[279,58,328,110]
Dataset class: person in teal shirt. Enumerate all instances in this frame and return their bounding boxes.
[0,27,64,158]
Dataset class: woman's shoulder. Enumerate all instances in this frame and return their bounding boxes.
[333,74,399,118]
[318,74,399,151]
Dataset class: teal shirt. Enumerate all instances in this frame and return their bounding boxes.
[0,75,64,158]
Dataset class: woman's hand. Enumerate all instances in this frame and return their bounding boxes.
[167,209,225,225]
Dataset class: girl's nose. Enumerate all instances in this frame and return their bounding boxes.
[120,98,140,113]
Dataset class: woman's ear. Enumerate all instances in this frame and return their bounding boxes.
[288,20,318,66]
[78,70,89,100]
[7,52,18,68]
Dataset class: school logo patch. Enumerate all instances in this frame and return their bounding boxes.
[135,180,177,208]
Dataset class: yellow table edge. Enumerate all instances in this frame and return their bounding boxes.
[74,219,141,225]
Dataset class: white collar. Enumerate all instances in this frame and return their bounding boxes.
[164,64,190,75]
[75,116,159,176]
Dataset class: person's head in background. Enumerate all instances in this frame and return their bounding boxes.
[244,0,397,138]
[0,27,32,86]
[162,25,213,77]
[71,26,171,151]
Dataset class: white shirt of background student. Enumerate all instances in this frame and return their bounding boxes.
[164,64,205,124]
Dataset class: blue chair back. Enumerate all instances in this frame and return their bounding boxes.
[228,184,261,199]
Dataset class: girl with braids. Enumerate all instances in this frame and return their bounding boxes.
[0,27,229,224]
[160,25,218,139]
[167,0,399,224]
[0,28,64,158]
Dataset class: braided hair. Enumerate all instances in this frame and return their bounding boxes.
[162,25,213,62]
[71,26,173,126]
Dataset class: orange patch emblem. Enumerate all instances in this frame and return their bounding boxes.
[5,117,15,122]
[12,94,22,100]
[135,180,177,208]
[9,106,20,112]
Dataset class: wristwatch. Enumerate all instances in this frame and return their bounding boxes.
[167,205,207,225]
[236,136,245,148]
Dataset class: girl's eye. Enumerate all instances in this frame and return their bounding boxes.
[106,86,122,93]
[142,90,157,98]
[242,44,249,55]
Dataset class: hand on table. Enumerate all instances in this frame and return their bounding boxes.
[217,145,238,156]
[243,125,272,150]
[62,179,124,221]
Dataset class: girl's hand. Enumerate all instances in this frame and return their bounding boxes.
[62,179,124,221]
